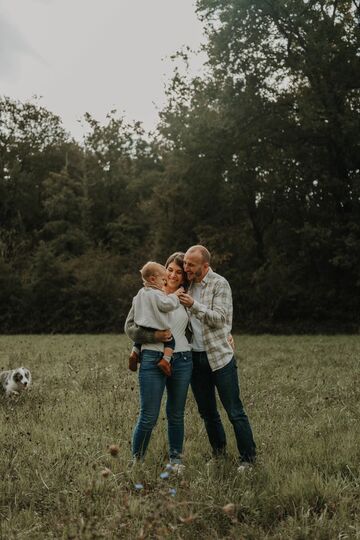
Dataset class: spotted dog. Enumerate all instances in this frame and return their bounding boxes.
[0,367,32,397]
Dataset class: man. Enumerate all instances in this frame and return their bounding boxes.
[179,245,256,470]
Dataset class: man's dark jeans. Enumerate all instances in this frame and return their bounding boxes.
[191,352,256,463]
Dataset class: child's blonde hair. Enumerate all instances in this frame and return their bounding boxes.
[140,261,166,282]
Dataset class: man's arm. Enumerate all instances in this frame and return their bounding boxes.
[124,304,172,343]
[179,280,232,329]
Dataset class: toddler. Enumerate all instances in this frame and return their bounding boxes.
[128,261,182,377]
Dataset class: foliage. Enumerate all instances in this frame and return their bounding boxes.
[157,0,360,330]
[0,100,158,332]
[1,1,360,331]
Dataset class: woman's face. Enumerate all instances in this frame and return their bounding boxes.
[166,261,184,290]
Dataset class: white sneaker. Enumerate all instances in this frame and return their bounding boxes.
[172,463,185,475]
[168,462,185,475]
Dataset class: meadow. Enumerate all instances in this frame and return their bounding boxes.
[0,334,359,539]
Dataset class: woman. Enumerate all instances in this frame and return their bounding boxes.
[124,252,192,470]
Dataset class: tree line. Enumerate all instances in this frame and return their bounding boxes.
[1,0,359,333]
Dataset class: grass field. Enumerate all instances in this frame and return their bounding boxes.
[0,335,359,539]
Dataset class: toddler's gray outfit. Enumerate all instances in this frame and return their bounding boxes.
[133,286,180,330]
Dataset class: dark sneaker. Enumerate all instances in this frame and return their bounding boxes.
[237,461,254,473]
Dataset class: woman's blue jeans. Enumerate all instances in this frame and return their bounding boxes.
[132,349,192,462]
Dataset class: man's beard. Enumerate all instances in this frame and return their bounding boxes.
[187,269,202,281]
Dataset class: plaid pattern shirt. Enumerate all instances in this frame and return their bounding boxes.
[188,269,233,371]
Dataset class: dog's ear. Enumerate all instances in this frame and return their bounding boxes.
[14,372,22,383]
[24,369,30,378]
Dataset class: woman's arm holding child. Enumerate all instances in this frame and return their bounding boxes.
[124,304,172,343]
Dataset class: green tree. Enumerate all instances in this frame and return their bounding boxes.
[41,168,90,257]
[156,0,360,328]
[0,97,70,260]
[27,242,74,332]
[83,111,161,263]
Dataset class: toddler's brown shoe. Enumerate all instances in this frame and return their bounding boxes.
[128,352,139,372]
[157,358,172,377]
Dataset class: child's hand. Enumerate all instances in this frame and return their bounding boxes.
[174,287,185,297]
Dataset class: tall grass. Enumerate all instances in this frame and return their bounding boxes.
[0,335,359,539]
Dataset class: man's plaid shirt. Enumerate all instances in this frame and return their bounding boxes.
[188,269,234,371]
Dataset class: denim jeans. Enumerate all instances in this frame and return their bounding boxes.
[132,349,192,462]
[191,352,256,462]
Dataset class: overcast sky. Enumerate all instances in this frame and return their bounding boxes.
[1,0,205,140]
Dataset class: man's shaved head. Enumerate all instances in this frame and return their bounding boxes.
[184,245,211,282]
[186,245,211,264]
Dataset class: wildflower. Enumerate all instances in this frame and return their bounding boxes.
[222,503,236,514]
[165,463,174,471]
[109,444,119,456]
[134,483,144,490]
[168,488,177,497]
[179,514,197,523]
[160,471,169,480]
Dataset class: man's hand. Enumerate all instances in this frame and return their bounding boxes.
[154,329,172,342]
[227,334,235,351]
[178,292,194,308]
